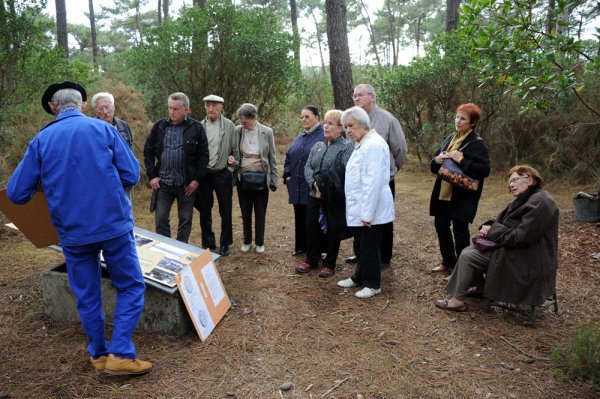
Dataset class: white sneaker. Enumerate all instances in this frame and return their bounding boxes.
[337,278,358,288]
[255,245,265,253]
[241,244,251,253]
[355,287,381,299]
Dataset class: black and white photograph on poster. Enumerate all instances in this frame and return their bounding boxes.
[157,256,188,273]
[179,267,215,339]
[143,267,177,288]
[134,234,155,247]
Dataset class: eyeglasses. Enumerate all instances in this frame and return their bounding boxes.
[95,105,113,111]
[507,176,529,185]
[300,115,313,119]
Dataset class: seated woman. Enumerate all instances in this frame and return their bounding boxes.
[435,165,559,312]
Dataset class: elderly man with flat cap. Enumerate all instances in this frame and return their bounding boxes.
[7,81,152,375]
[194,94,238,256]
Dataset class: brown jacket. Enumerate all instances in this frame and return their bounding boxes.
[483,190,559,306]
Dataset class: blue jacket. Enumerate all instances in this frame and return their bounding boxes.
[7,109,139,246]
[283,124,324,205]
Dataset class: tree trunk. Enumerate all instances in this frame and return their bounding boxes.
[289,0,301,69]
[135,2,144,45]
[193,0,206,7]
[445,0,460,32]
[356,0,381,65]
[89,0,98,69]
[385,0,398,66]
[55,0,69,57]
[325,0,354,110]
[158,0,162,26]
[546,0,555,34]
[309,9,327,76]
[163,0,169,23]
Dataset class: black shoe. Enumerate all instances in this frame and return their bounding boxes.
[291,250,305,256]
[345,255,358,264]
[219,246,229,257]
[380,262,390,270]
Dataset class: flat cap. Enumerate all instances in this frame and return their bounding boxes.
[41,81,87,115]
[202,94,224,103]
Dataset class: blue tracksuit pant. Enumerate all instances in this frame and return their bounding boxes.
[62,230,145,359]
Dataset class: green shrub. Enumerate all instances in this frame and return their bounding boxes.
[553,321,600,389]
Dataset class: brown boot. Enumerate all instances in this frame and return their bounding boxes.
[104,354,153,375]
[89,355,108,371]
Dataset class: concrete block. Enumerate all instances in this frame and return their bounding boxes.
[42,263,193,336]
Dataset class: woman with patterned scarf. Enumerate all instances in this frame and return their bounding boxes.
[429,103,491,275]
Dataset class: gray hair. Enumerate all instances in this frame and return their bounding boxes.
[355,83,376,96]
[237,103,258,119]
[169,92,190,108]
[341,106,371,130]
[91,92,114,108]
[51,88,83,111]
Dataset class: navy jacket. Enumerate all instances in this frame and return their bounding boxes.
[283,124,324,205]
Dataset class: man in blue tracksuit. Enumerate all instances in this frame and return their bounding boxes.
[6,81,152,375]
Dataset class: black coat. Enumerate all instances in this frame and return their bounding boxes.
[143,117,209,185]
[429,131,490,223]
[484,190,559,306]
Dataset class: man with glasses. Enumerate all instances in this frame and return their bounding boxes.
[348,84,408,270]
[92,92,134,202]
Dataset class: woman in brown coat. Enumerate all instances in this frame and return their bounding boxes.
[435,165,559,312]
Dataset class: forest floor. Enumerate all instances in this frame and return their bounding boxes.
[1,155,599,399]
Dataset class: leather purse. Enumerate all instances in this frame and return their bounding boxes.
[438,159,480,191]
[471,235,497,251]
[241,171,266,191]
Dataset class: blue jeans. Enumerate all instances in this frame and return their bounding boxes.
[62,231,145,359]
[154,184,195,243]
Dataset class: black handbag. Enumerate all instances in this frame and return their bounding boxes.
[241,171,266,191]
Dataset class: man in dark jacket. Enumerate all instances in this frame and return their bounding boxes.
[144,92,209,243]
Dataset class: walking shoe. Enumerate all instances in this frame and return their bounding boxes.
[219,245,229,256]
[295,262,317,274]
[345,255,358,264]
[241,244,251,253]
[355,287,381,299]
[318,267,335,278]
[337,278,358,288]
[255,245,265,253]
[90,355,108,371]
[104,354,153,375]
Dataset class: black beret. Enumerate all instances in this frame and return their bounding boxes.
[41,81,87,115]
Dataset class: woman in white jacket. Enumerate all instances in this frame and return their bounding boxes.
[337,106,395,299]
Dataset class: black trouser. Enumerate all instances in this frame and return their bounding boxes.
[434,200,470,268]
[380,178,396,264]
[293,204,307,253]
[352,178,395,264]
[305,196,341,269]
[351,224,385,289]
[236,181,269,246]
[195,169,233,249]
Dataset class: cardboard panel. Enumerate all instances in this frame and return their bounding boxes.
[176,250,231,341]
[0,189,59,247]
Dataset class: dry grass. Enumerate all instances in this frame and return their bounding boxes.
[1,154,599,399]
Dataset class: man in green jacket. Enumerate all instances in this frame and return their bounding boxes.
[195,94,238,256]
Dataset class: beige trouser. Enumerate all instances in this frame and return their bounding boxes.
[445,245,492,300]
